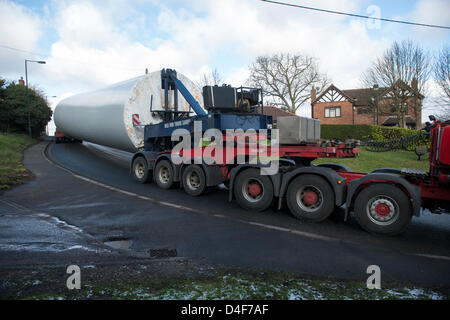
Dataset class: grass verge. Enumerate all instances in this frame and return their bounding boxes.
[3,264,447,300]
[0,133,36,191]
[313,147,429,173]
[19,271,449,300]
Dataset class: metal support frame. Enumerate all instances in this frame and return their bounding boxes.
[157,69,206,123]
[24,59,45,138]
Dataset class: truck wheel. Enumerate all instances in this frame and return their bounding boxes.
[234,168,274,211]
[286,174,334,222]
[132,157,151,183]
[354,184,411,235]
[155,159,174,189]
[182,165,206,196]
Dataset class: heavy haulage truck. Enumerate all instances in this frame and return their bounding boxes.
[54,69,450,235]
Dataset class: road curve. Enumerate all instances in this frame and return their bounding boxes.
[41,141,450,286]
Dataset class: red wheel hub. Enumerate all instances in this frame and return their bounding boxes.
[248,183,262,197]
[374,203,391,217]
[303,191,318,205]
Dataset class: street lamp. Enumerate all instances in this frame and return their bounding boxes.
[372,84,379,125]
[25,59,46,138]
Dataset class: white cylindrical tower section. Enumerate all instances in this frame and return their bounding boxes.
[54,70,204,152]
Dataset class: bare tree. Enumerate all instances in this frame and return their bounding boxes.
[420,94,450,123]
[436,108,450,121]
[196,68,222,91]
[362,40,431,128]
[434,45,450,100]
[248,53,328,113]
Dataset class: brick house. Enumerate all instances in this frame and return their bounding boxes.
[311,83,423,129]
[256,106,297,125]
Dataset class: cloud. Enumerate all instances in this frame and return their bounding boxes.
[144,0,390,90]
[0,1,43,76]
[2,0,388,94]
[420,78,450,122]
[41,0,215,90]
[55,1,120,47]
[1,0,444,120]
[410,0,450,42]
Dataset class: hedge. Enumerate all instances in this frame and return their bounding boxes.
[321,124,429,151]
[321,125,372,141]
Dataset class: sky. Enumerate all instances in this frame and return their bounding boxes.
[0,0,449,134]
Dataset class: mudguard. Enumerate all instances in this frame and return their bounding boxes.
[370,168,402,175]
[316,163,352,172]
[344,172,421,221]
[277,166,347,210]
[202,165,225,187]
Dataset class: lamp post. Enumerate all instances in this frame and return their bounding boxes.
[371,96,377,125]
[25,59,46,138]
[372,84,379,125]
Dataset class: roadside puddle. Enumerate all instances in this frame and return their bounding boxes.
[103,238,133,250]
[149,248,178,258]
[102,236,178,258]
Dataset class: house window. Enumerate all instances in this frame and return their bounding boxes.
[357,108,371,115]
[324,107,341,118]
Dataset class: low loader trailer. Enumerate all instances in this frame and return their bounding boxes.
[54,68,449,235]
[128,69,450,236]
[54,128,81,144]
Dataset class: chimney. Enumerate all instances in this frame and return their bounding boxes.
[18,77,25,86]
[311,86,316,103]
[310,86,317,118]
[411,77,418,93]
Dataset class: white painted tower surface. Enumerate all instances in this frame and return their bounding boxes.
[54,70,204,152]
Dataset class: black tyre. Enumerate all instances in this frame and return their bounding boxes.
[354,183,412,235]
[182,165,206,196]
[132,157,151,183]
[286,174,335,222]
[234,168,274,211]
[154,159,174,189]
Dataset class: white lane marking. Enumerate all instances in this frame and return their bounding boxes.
[74,174,200,213]
[0,199,32,212]
[0,199,85,234]
[247,221,338,242]
[43,143,338,242]
[414,254,450,261]
[43,142,450,254]
[71,174,339,241]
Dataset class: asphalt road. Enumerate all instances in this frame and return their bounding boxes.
[1,141,449,287]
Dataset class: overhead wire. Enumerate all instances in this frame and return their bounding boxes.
[260,0,450,30]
